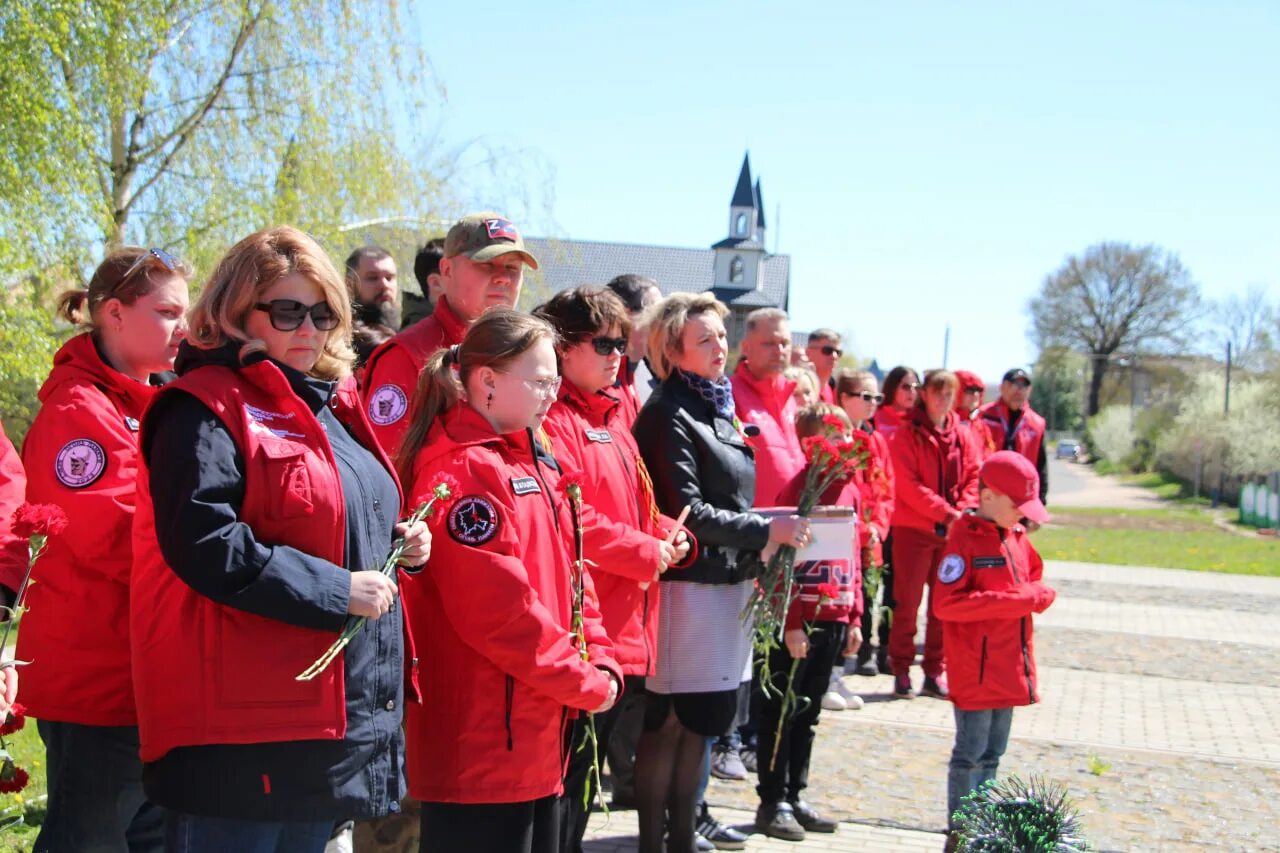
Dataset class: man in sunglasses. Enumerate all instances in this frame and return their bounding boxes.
[804,329,843,404]
[978,369,1048,510]
[953,370,995,459]
[361,213,539,455]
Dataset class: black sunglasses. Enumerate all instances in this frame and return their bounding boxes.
[1011,379,1032,389]
[902,382,921,391]
[254,299,339,332]
[964,385,984,394]
[589,336,628,356]
[819,345,842,357]
[853,391,884,403]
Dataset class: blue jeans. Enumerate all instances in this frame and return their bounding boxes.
[35,720,164,853]
[947,707,1013,829]
[164,813,333,853]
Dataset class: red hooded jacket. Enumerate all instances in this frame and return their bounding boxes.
[16,334,157,726]
[541,382,693,676]
[775,473,863,629]
[874,405,909,442]
[889,408,982,534]
[731,363,805,506]
[131,359,408,761]
[978,399,1046,467]
[401,404,622,805]
[0,421,27,594]
[853,424,895,564]
[362,295,468,456]
[933,512,1055,711]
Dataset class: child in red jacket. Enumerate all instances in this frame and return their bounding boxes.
[755,404,863,842]
[933,451,1056,842]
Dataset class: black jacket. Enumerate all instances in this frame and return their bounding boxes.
[141,342,406,821]
[633,376,769,584]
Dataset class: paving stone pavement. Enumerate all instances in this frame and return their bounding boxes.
[583,560,1280,852]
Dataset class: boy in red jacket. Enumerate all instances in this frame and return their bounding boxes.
[755,404,863,842]
[933,451,1056,843]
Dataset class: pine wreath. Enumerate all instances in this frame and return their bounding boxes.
[953,775,1089,852]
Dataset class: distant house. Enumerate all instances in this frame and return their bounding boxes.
[524,153,790,349]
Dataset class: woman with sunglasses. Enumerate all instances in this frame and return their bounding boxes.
[834,370,896,679]
[17,247,191,852]
[130,227,430,852]
[876,365,921,441]
[533,287,693,852]
[395,308,622,853]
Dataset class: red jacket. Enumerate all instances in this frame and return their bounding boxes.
[402,404,622,804]
[731,363,805,506]
[0,420,27,594]
[131,360,406,762]
[977,400,1045,466]
[934,513,1055,711]
[16,334,156,726]
[542,382,691,676]
[853,423,895,565]
[956,411,996,460]
[362,295,468,456]
[873,406,909,442]
[889,408,981,534]
[775,473,863,629]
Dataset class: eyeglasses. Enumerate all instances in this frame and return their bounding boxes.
[902,382,921,392]
[819,345,842,357]
[1010,379,1031,389]
[254,299,339,332]
[122,248,182,282]
[964,385,984,394]
[505,373,562,400]
[851,391,884,403]
[589,336,628,356]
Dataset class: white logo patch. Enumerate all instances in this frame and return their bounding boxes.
[938,554,966,584]
[55,438,107,488]
[368,384,408,426]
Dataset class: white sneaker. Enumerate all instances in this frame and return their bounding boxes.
[832,676,864,710]
[820,690,847,711]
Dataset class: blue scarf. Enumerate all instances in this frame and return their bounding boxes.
[675,368,736,422]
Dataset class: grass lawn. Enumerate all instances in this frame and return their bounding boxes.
[1037,505,1280,575]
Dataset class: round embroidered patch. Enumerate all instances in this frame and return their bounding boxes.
[367,384,408,426]
[55,438,107,488]
[938,553,966,584]
[448,496,500,546]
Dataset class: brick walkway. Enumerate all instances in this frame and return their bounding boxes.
[584,561,1280,852]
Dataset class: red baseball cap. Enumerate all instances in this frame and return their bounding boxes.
[980,450,1049,523]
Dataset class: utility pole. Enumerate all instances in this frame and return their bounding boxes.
[1214,341,1232,506]
[942,325,950,369]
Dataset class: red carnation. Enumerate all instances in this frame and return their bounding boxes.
[820,414,847,433]
[815,581,841,602]
[0,762,29,794]
[0,702,25,737]
[11,503,69,539]
[561,472,587,499]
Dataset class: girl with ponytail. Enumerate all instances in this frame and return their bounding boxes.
[398,308,623,853]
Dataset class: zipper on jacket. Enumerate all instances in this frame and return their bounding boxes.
[1001,535,1037,704]
[978,635,988,684]
[504,674,515,751]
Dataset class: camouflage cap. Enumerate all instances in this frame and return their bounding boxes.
[443,213,539,270]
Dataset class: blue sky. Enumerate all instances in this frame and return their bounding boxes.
[412,1,1277,382]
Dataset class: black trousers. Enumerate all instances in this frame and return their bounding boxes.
[754,622,846,804]
[419,796,559,853]
[604,676,647,799]
[35,719,164,853]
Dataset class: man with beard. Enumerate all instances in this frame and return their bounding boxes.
[346,246,402,373]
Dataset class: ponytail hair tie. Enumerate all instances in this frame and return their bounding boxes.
[447,344,461,365]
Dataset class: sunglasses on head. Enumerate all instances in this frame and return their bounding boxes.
[589,335,628,356]
[254,299,339,332]
[122,247,182,281]
[819,345,842,357]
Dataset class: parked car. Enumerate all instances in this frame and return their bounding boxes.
[1056,440,1081,462]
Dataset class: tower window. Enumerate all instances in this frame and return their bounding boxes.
[730,256,744,283]
[735,213,748,235]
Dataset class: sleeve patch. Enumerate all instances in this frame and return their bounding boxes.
[938,553,966,584]
[55,439,107,488]
[448,496,500,545]
[367,384,409,426]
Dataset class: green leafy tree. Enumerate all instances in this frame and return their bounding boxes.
[1028,243,1199,417]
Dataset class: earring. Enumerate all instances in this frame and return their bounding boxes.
[486,392,493,410]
